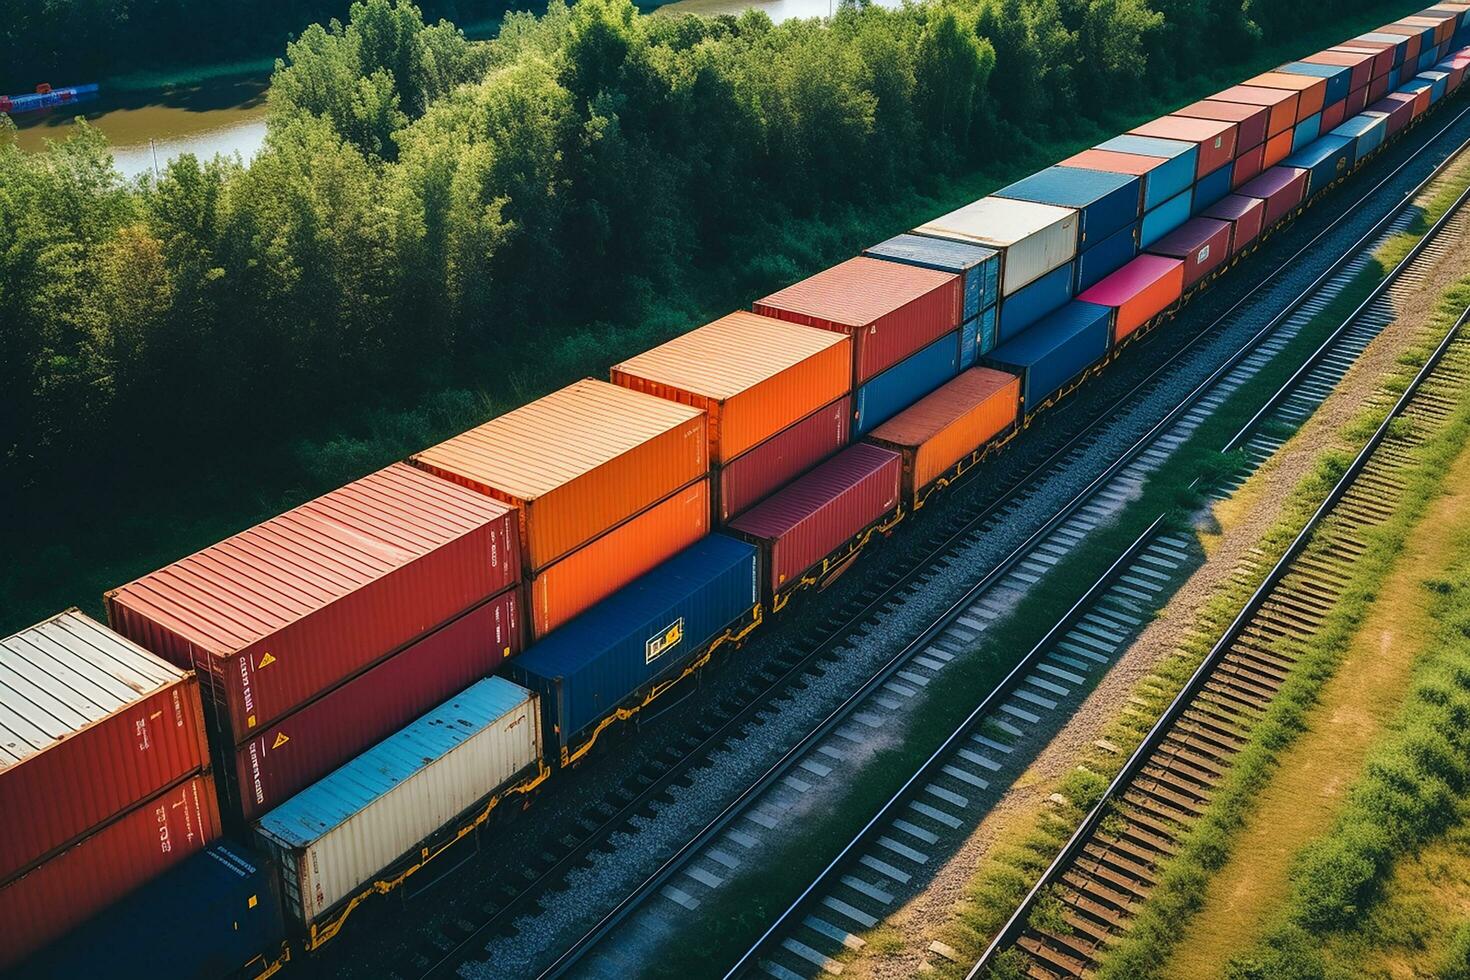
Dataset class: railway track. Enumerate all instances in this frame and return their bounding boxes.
[390,105,1470,980]
[968,306,1470,975]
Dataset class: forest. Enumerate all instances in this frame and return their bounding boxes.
[0,0,1408,571]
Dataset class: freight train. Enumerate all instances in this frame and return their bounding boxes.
[5,8,1470,977]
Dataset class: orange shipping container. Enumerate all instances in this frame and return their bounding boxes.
[412,380,707,573]
[1246,72,1328,121]
[1263,130,1294,168]
[866,368,1020,506]
[529,480,711,638]
[1210,84,1300,137]
[610,312,851,465]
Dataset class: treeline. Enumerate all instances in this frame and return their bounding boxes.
[0,0,1404,513]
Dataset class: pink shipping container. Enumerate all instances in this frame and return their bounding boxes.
[1237,167,1310,226]
[0,610,209,885]
[1145,217,1232,288]
[106,462,520,746]
[1173,99,1270,152]
[1202,194,1267,256]
[754,257,963,386]
[1332,43,1394,79]
[227,587,523,822]
[0,773,220,969]
[718,396,852,522]
[1078,254,1185,343]
[727,443,902,598]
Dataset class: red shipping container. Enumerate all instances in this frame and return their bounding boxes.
[1232,142,1268,188]
[1130,116,1237,179]
[755,257,963,386]
[1370,94,1417,136]
[1174,99,1269,152]
[1368,72,1391,103]
[1247,72,1327,121]
[0,773,220,969]
[1078,255,1185,343]
[0,611,208,885]
[1211,84,1300,137]
[1263,130,1294,168]
[1331,43,1394,79]
[1320,98,1347,132]
[1238,167,1310,226]
[1303,49,1375,91]
[727,443,901,597]
[718,396,851,522]
[1346,84,1369,117]
[1145,218,1231,288]
[1408,85,1432,118]
[1202,194,1267,256]
[227,587,522,822]
[106,462,520,746]
[1376,26,1423,64]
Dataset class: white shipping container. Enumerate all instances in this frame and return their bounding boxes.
[254,677,540,929]
[915,197,1080,297]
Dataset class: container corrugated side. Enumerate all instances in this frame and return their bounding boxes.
[255,677,539,930]
[106,462,522,745]
[227,588,522,822]
[0,773,221,969]
[609,311,851,464]
[863,234,1000,322]
[504,535,759,754]
[852,332,961,437]
[913,197,1080,297]
[866,368,1020,504]
[0,610,208,883]
[718,397,851,523]
[981,301,1113,410]
[531,480,710,639]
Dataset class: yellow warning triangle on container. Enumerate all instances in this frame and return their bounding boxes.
[258,652,277,668]
[272,732,290,749]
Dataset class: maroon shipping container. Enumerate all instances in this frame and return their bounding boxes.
[226,587,522,822]
[727,443,901,597]
[1232,142,1267,188]
[0,773,220,969]
[1174,99,1270,152]
[1370,94,1416,136]
[1346,84,1369,117]
[0,610,209,885]
[1320,98,1347,133]
[754,257,963,386]
[1146,217,1231,288]
[106,463,520,746]
[1237,167,1310,226]
[1368,72,1391,103]
[1303,49,1374,91]
[1202,194,1267,256]
[718,396,851,523]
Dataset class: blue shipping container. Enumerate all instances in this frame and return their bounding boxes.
[506,535,759,751]
[996,166,1142,249]
[960,308,998,368]
[1419,70,1450,102]
[1192,161,1234,215]
[1292,112,1322,152]
[1094,134,1197,210]
[864,233,1000,323]
[1282,134,1356,198]
[982,301,1113,410]
[1075,221,1140,293]
[853,331,961,436]
[1279,61,1352,106]
[1389,63,1403,88]
[1140,189,1192,248]
[997,262,1074,343]
[1331,113,1387,159]
[1419,48,1440,72]
[22,842,284,979]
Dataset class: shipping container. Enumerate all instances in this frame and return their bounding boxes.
[1058,148,1176,213]
[610,311,850,465]
[998,262,1075,342]
[1247,71,1328,120]
[1238,166,1311,225]
[1304,49,1375,91]
[412,381,704,574]
[1232,141,1268,188]
[1129,116,1237,179]
[0,610,208,884]
[226,588,522,823]
[1400,78,1434,115]
[995,166,1141,248]
[1202,193,1267,256]
[1346,83,1370,115]
[852,332,962,437]
[1419,68,1451,100]
[1173,99,1269,152]
[913,197,1080,297]
[1278,61,1352,105]
[958,308,997,369]
[1078,254,1185,343]
[981,301,1113,410]
[1320,98,1347,132]
[1075,221,1140,293]
[1263,128,1296,167]
[1369,71,1392,102]
[1374,25,1424,63]
[530,479,710,638]
[864,233,1000,322]
[1210,84,1300,137]
[1332,42,1394,79]
[1192,161,1234,214]
[718,397,850,522]
[107,463,522,747]
[1394,16,1443,46]
[1141,189,1192,247]
[256,677,539,932]
[1356,32,1412,67]
[0,773,220,969]
[866,368,1021,506]
[505,535,759,759]
[1093,134,1198,207]
[1145,217,1231,288]
[754,256,962,384]
[20,841,285,980]
[1292,111,1323,151]
[1332,112,1388,159]
[1283,134,1357,197]
[727,443,902,598]
[1368,94,1415,135]
[1389,62,1405,89]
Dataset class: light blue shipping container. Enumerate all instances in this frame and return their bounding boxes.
[995,166,1142,250]
[1399,78,1435,107]
[997,262,1074,343]
[1140,189,1192,248]
[1094,134,1197,210]
[1331,113,1387,159]
[958,306,998,369]
[1282,134,1356,198]
[1278,61,1352,106]
[982,301,1113,410]
[1074,221,1140,293]
[1292,113,1322,152]
[1192,161,1234,215]
[1419,69,1450,102]
[852,331,961,436]
[1419,47,1440,72]
[864,233,1000,323]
